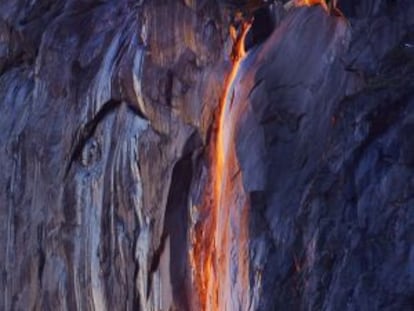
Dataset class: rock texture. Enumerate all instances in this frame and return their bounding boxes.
[238,3,414,310]
[0,0,413,310]
[0,1,224,309]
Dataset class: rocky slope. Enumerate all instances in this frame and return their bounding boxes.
[0,0,413,310]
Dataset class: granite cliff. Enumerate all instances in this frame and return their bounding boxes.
[1,0,413,310]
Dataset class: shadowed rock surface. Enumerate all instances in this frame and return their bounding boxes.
[0,0,413,310]
[237,4,414,310]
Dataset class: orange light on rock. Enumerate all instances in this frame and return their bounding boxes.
[189,19,252,311]
[295,0,329,12]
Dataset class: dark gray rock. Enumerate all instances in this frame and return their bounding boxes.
[235,2,414,310]
[0,0,413,310]
[0,0,223,310]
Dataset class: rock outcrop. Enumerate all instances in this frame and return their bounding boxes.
[1,0,413,310]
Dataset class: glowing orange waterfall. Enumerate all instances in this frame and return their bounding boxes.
[190,20,252,311]
[294,0,338,13]
[215,20,251,223]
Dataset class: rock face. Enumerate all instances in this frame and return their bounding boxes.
[238,3,414,310]
[0,0,413,310]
